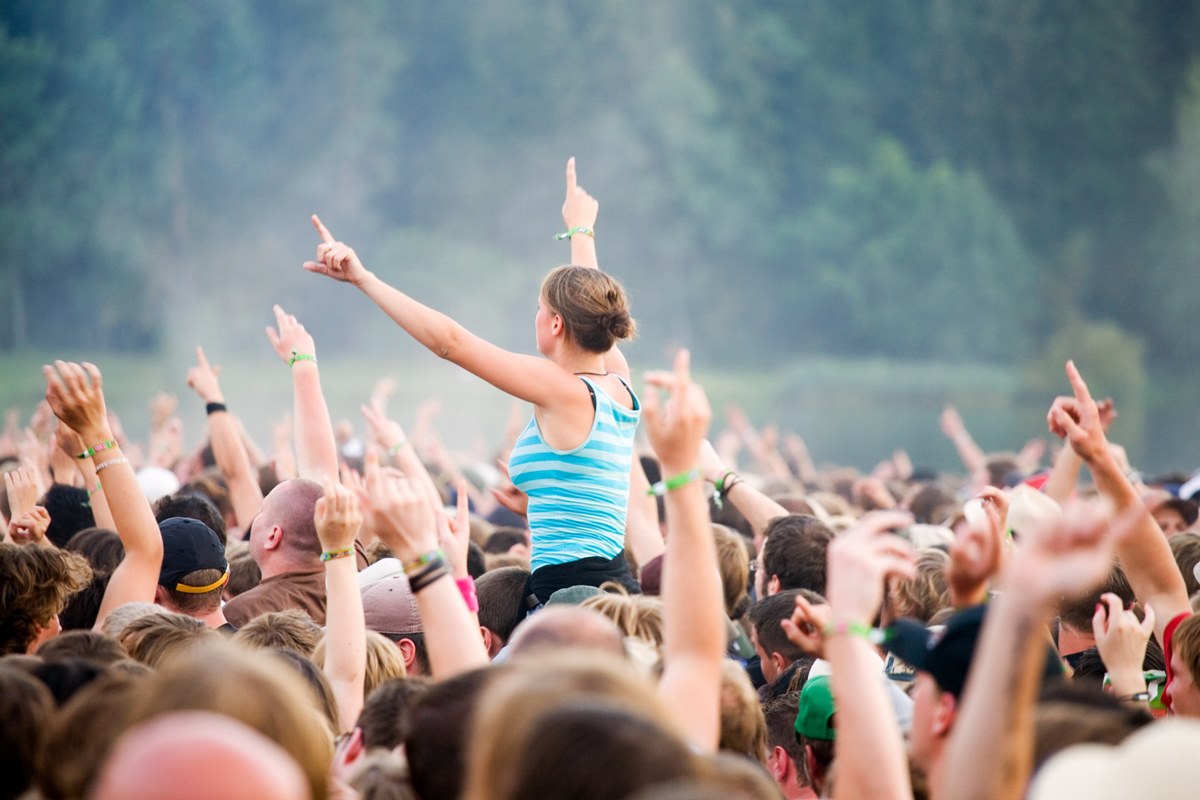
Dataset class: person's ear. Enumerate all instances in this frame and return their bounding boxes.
[397,638,417,670]
[932,690,958,737]
[768,574,782,596]
[768,745,788,781]
[263,524,283,551]
[551,313,564,336]
[480,627,496,657]
[153,585,169,605]
[770,651,790,679]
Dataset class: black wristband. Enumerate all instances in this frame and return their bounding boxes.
[205,402,228,415]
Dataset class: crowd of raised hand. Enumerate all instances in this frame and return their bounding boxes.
[2,161,1199,800]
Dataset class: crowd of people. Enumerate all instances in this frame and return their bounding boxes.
[3,160,1200,800]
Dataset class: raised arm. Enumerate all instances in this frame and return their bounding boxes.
[53,424,115,530]
[1048,361,1190,647]
[314,478,366,734]
[1042,398,1114,505]
[940,405,987,475]
[821,511,916,800]
[365,450,488,678]
[698,439,787,542]
[44,362,163,629]
[265,306,339,485]
[644,350,725,752]
[186,347,264,536]
[303,217,578,408]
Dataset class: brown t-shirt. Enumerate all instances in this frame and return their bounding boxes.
[223,569,328,628]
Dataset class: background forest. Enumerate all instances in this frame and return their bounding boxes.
[2,1,1198,473]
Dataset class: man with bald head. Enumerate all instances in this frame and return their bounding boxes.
[91,711,311,800]
[222,479,329,627]
[506,605,627,658]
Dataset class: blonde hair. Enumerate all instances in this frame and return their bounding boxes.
[582,588,665,648]
[718,660,767,764]
[233,608,323,657]
[887,548,951,623]
[540,265,636,353]
[118,611,220,669]
[712,525,751,619]
[313,629,406,698]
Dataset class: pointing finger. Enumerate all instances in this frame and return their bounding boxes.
[1065,360,1093,407]
[312,214,335,245]
[565,157,576,192]
[195,346,210,370]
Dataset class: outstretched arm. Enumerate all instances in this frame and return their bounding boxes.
[644,350,725,752]
[698,439,787,543]
[315,479,367,734]
[303,217,580,408]
[44,362,163,629]
[1048,361,1190,648]
[266,306,339,485]
[187,347,263,535]
[940,405,987,475]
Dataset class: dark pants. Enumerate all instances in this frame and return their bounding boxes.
[526,550,641,607]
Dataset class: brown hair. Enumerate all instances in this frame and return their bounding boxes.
[359,677,431,751]
[225,547,262,598]
[887,548,951,623]
[0,542,92,655]
[36,629,126,665]
[233,608,323,656]
[118,612,220,669]
[0,665,55,799]
[163,567,226,616]
[1170,533,1200,598]
[133,642,333,800]
[718,660,767,763]
[540,265,636,353]
[1173,614,1200,690]
[713,524,751,619]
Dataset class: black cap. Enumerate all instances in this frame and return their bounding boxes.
[158,517,228,592]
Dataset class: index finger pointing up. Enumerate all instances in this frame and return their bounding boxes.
[565,157,577,192]
[311,214,335,244]
[195,346,210,369]
[1065,360,1093,406]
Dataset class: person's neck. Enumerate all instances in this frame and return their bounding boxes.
[200,607,228,629]
[258,555,320,580]
[551,347,605,376]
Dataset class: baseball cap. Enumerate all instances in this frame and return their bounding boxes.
[362,573,423,637]
[884,605,1062,697]
[158,517,228,593]
[794,675,836,741]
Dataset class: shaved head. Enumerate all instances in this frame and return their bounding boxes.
[507,605,626,658]
[91,711,311,800]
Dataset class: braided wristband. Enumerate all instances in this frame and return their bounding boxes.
[320,546,355,562]
[554,226,595,241]
[78,439,118,459]
[289,351,317,367]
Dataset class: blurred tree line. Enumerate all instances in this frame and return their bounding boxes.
[2,0,1199,381]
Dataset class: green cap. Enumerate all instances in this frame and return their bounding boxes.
[795,675,836,741]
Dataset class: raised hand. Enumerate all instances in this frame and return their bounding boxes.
[43,361,112,443]
[780,593,832,659]
[265,305,317,365]
[436,477,471,578]
[314,478,364,554]
[364,449,439,562]
[186,347,225,404]
[562,157,599,230]
[940,405,966,439]
[947,491,1007,607]
[5,459,42,520]
[490,459,528,518]
[149,392,178,431]
[360,403,407,451]
[302,215,371,286]
[825,510,916,625]
[1046,361,1108,464]
[1093,593,1155,696]
[8,506,51,546]
[642,349,712,475]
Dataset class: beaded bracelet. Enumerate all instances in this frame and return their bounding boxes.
[554,226,595,241]
[320,546,355,562]
[87,482,103,499]
[289,351,317,367]
[403,549,446,575]
[646,468,703,497]
[77,439,118,459]
[712,470,742,510]
[94,457,131,474]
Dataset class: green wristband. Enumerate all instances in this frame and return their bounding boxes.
[77,439,118,459]
[289,351,317,367]
[646,468,703,497]
[554,226,595,241]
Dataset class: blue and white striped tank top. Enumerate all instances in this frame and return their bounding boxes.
[507,376,640,572]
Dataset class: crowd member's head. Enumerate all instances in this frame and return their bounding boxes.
[463,654,695,800]
[883,548,950,625]
[347,750,414,800]
[58,569,112,631]
[64,526,125,572]
[362,574,428,676]
[233,609,322,656]
[155,491,228,545]
[759,515,834,597]
[156,517,228,620]
[794,675,836,795]
[36,629,126,666]
[38,668,151,799]
[1055,562,1134,659]
[761,692,813,799]
[582,589,665,648]
[719,660,767,763]
[358,677,430,751]
[31,657,105,706]
[1033,681,1151,768]
[713,524,752,620]
[506,605,626,659]
[118,611,220,669]
[903,483,958,525]
[406,667,503,800]
[537,264,636,357]
[1168,614,1200,717]
[474,565,529,657]
[182,474,235,531]
[314,629,406,698]
[0,664,54,800]
[225,548,262,599]
[100,602,167,640]
[270,648,340,736]
[0,542,92,655]
[246,479,325,576]
[132,642,332,800]
[1169,533,1200,598]
[1145,490,1199,537]
[750,589,823,684]
[481,527,529,556]
[40,484,95,547]
[91,711,312,800]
